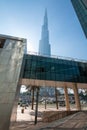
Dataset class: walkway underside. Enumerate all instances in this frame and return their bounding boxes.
[21,78,87,89]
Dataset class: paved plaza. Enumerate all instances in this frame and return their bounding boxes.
[10,105,87,130]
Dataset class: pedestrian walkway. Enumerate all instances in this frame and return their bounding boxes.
[17,105,66,122]
[17,106,37,122]
[39,111,87,129]
[10,105,87,130]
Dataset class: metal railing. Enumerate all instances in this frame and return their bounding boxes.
[27,51,87,63]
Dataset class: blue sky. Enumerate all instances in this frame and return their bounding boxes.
[0,0,87,60]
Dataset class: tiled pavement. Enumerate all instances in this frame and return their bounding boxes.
[10,106,87,130]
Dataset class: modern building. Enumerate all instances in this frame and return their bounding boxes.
[0,34,87,130]
[38,8,52,95]
[71,0,87,38]
[22,53,87,112]
[38,9,51,56]
[0,34,27,130]
[22,54,87,86]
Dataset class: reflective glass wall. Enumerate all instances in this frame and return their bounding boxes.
[23,54,87,83]
[71,0,87,38]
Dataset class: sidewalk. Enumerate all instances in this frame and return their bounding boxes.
[10,105,87,130]
[17,106,38,122]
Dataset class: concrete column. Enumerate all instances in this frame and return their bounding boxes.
[73,83,81,110]
[64,86,70,111]
[10,85,21,122]
[0,38,26,130]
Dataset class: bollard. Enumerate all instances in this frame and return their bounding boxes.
[21,108,24,113]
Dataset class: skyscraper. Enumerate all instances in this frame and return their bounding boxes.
[71,0,87,38]
[39,9,51,56]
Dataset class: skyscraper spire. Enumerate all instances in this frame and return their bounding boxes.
[38,9,51,56]
[44,8,48,27]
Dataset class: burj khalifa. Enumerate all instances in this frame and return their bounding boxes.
[38,9,54,96]
[39,9,51,56]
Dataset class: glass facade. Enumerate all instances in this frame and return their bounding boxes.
[71,0,87,38]
[22,54,87,83]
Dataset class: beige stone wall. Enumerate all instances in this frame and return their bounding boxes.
[42,111,79,122]
[0,38,26,130]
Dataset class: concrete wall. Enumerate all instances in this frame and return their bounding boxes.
[0,38,26,130]
[42,110,79,122]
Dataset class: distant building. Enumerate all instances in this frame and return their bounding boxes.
[39,9,51,56]
[71,0,87,38]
